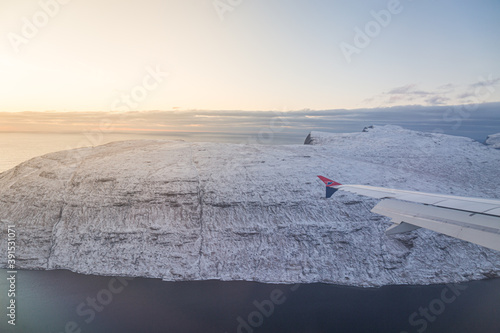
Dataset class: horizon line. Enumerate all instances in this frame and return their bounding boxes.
[2,101,500,114]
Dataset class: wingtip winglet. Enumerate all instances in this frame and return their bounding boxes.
[317,176,342,198]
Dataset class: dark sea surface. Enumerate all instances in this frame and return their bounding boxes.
[1,269,499,333]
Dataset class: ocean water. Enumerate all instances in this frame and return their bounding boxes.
[0,132,299,173]
[0,133,161,173]
[1,269,499,333]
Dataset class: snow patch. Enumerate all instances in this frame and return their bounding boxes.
[486,133,500,149]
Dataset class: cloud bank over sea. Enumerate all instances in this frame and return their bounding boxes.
[1,102,499,143]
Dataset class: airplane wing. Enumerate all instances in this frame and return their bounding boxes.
[317,176,500,251]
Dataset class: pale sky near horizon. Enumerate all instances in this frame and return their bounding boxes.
[1,0,499,112]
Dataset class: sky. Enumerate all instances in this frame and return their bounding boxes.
[1,0,499,113]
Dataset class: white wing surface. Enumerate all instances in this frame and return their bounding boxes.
[318,176,500,251]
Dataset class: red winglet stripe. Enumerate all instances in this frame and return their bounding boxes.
[317,175,342,187]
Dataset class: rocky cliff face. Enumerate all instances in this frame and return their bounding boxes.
[1,126,499,287]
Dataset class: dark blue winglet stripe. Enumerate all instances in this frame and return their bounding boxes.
[326,187,338,198]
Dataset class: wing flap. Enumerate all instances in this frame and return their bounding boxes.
[433,199,500,215]
[372,199,500,251]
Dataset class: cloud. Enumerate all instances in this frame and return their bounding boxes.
[370,84,442,105]
[437,83,456,90]
[436,83,457,93]
[387,84,432,96]
[469,77,500,89]
[453,76,499,102]
[426,96,450,105]
[457,92,474,99]
[1,103,499,144]
[365,77,498,108]
[387,84,417,95]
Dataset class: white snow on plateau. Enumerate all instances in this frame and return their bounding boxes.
[486,133,500,149]
[1,125,499,287]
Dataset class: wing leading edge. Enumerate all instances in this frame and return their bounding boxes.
[318,176,500,251]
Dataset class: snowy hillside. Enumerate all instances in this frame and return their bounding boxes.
[486,133,500,149]
[1,125,499,287]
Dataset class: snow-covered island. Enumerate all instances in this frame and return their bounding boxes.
[1,125,499,287]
